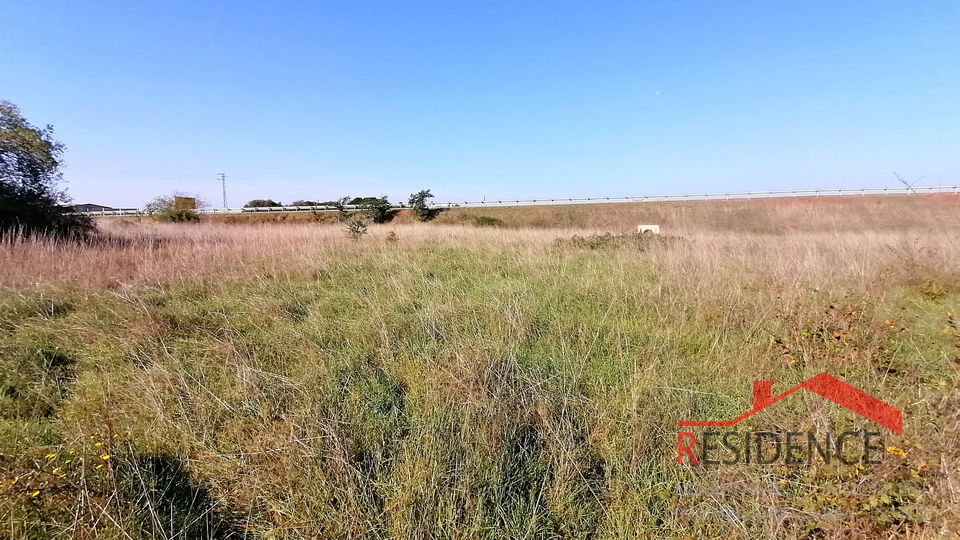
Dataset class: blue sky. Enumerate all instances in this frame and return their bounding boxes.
[3,1,958,207]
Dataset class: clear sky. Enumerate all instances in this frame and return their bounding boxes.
[3,1,958,207]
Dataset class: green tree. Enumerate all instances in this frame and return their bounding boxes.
[358,195,393,223]
[331,196,351,221]
[143,192,205,222]
[407,189,434,221]
[244,199,281,208]
[0,100,93,238]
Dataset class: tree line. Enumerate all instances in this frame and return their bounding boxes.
[1,98,438,237]
[241,191,435,222]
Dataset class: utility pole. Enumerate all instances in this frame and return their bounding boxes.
[219,173,227,208]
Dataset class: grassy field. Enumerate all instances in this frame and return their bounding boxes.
[202,193,960,234]
[1,196,959,539]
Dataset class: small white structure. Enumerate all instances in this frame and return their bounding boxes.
[637,224,661,235]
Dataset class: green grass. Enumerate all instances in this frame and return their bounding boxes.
[1,225,958,539]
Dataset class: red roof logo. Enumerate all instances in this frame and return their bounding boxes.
[677,373,902,433]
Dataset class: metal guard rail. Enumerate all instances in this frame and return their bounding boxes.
[77,185,960,216]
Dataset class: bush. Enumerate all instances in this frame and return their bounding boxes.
[144,193,203,222]
[345,216,369,240]
[473,215,504,228]
[0,100,94,239]
[164,209,200,222]
[553,232,681,251]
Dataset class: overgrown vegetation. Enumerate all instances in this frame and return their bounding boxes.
[408,189,435,221]
[344,215,370,239]
[553,231,680,250]
[357,195,394,223]
[431,194,960,234]
[0,100,93,239]
[0,212,958,539]
[144,193,202,222]
[473,215,504,227]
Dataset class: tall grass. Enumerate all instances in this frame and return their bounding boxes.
[1,206,958,539]
[431,193,960,234]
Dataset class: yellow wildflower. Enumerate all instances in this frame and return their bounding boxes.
[886,446,907,457]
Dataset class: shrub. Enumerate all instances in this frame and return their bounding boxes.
[473,215,504,228]
[345,216,370,240]
[144,193,203,222]
[553,232,681,250]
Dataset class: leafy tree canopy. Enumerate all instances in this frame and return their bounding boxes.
[244,199,281,208]
[0,100,92,238]
[408,189,434,221]
[348,196,388,206]
[357,195,393,223]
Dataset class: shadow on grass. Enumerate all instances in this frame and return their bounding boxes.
[118,454,247,540]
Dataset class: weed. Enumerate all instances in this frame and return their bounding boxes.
[345,216,370,240]
[553,232,680,250]
[473,215,504,227]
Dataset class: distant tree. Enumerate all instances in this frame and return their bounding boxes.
[288,200,321,207]
[347,196,386,206]
[244,199,281,208]
[358,195,393,223]
[0,100,93,238]
[407,189,434,221]
[144,191,205,222]
[331,196,351,221]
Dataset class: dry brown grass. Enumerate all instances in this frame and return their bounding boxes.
[432,193,960,234]
[105,193,960,234]
[6,209,958,296]
[1,198,959,539]
[0,221,580,290]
